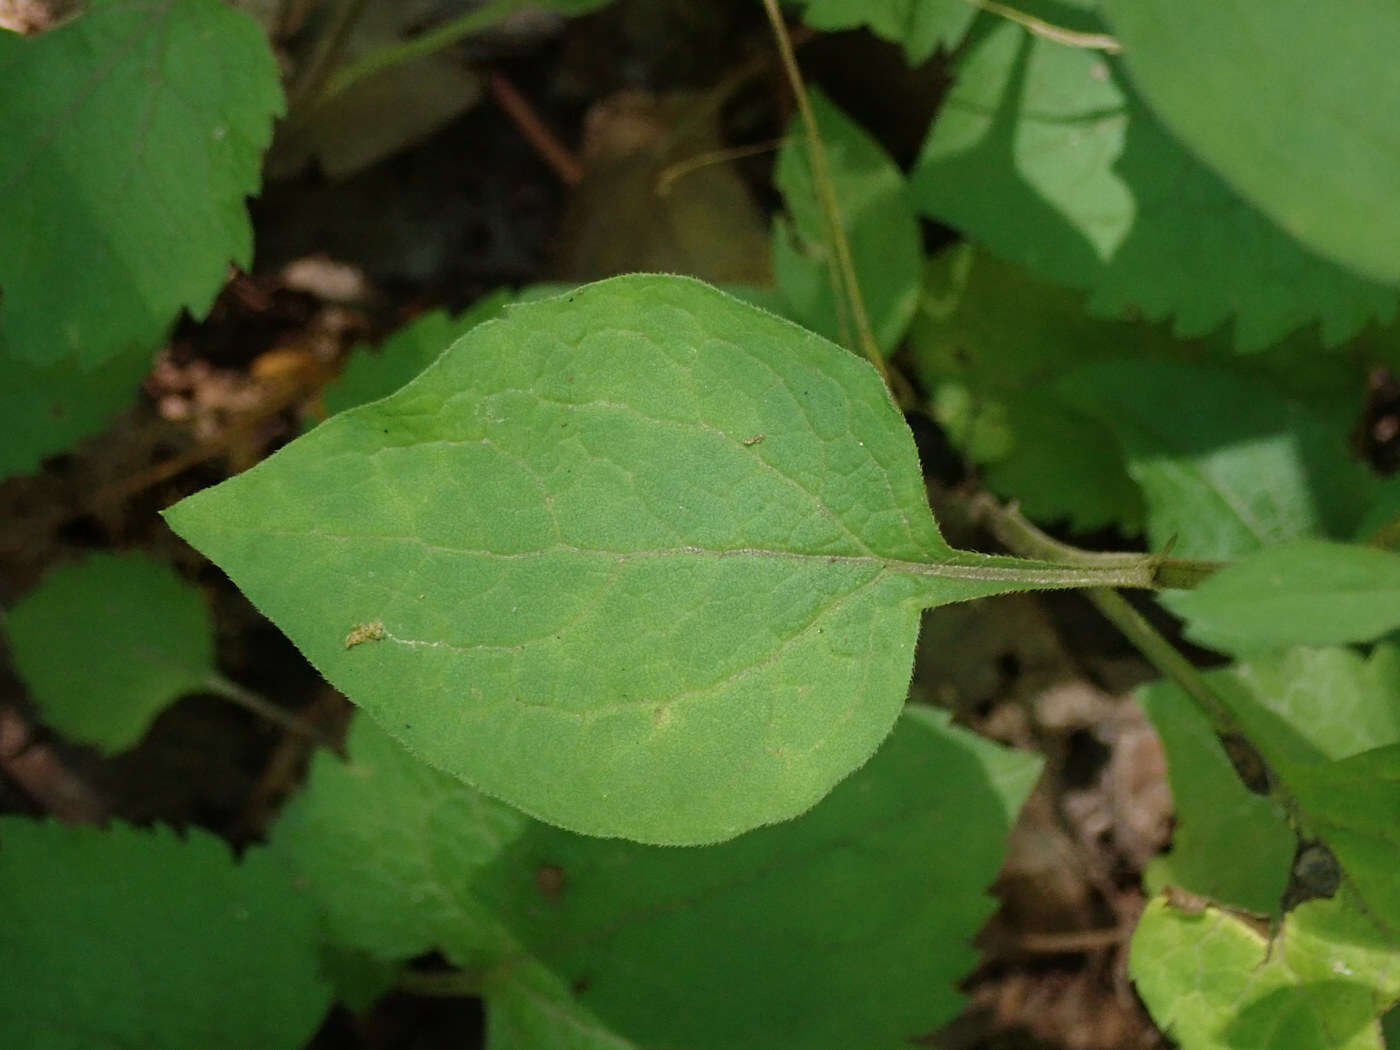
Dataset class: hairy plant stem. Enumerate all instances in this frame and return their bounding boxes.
[760,0,892,391]
[969,494,1224,591]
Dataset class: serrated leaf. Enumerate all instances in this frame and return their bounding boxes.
[1059,359,1380,559]
[909,20,1396,350]
[773,89,921,355]
[4,553,218,752]
[0,342,151,480]
[788,0,976,66]
[1162,541,1400,654]
[0,819,331,1050]
[0,0,283,368]
[1101,0,1400,286]
[322,291,511,417]
[1131,895,1400,1050]
[910,244,1146,532]
[165,274,1071,844]
[277,708,1042,1049]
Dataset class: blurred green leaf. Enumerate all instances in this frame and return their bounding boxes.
[1138,644,1400,915]
[0,0,283,367]
[1286,746,1400,932]
[910,244,1146,532]
[1131,894,1400,1050]
[1138,677,1293,915]
[1101,0,1400,286]
[1059,359,1380,559]
[1163,541,1400,653]
[0,343,151,481]
[277,708,1042,1049]
[4,553,218,752]
[773,89,921,355]
[0,819,331,1050]
[909,19,1396,350]
[165,274,1061,845]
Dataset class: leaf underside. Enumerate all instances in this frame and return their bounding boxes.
[166,275,1048,844]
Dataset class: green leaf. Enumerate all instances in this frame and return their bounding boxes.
[1138,644,1400,916]
[277,708,1042,1049]
[0,342,151,480]
[788,0,977,65]
[1138,677,1293,915]
[4,553,218,752]
[1286,746,1400,933]
[272,714,525,968]
[910,243,1147,532]
[1059,359,1380,559]
[1100,0,1400,286]
[1162,541,1400,654]
[1219,646,1400,769]
[909,20,1396,351]
[773,89,921,355]
[322,291,511,417]
[1131,894,1400,1050]
[165,274,1067,844]
[0,818,331,1050]
[0,0,283,368]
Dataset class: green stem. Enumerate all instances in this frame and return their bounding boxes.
[970,494,1223,590]
[204,674,328,745]
[760,0,892,390]
[1084,589,1239,736]
[398,968,484,998]
[316,0,525,107]
[287,0,371,113]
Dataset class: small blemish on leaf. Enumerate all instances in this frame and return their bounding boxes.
[742,433,765,446]
[344,620,386,649]
[535,864,566,898]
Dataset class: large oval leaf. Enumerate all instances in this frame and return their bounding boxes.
[1102,0,1400,285]
[165,275,1065,844]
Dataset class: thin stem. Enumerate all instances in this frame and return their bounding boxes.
[316,0,524,107]
[760,0,892,390]
[204,674,329,745]
[954,0,1122,52]
[287,0,371,113]
[657,137,791,196]
[1085,589,1240,737]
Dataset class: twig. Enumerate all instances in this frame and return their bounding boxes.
[490,71,583,185]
